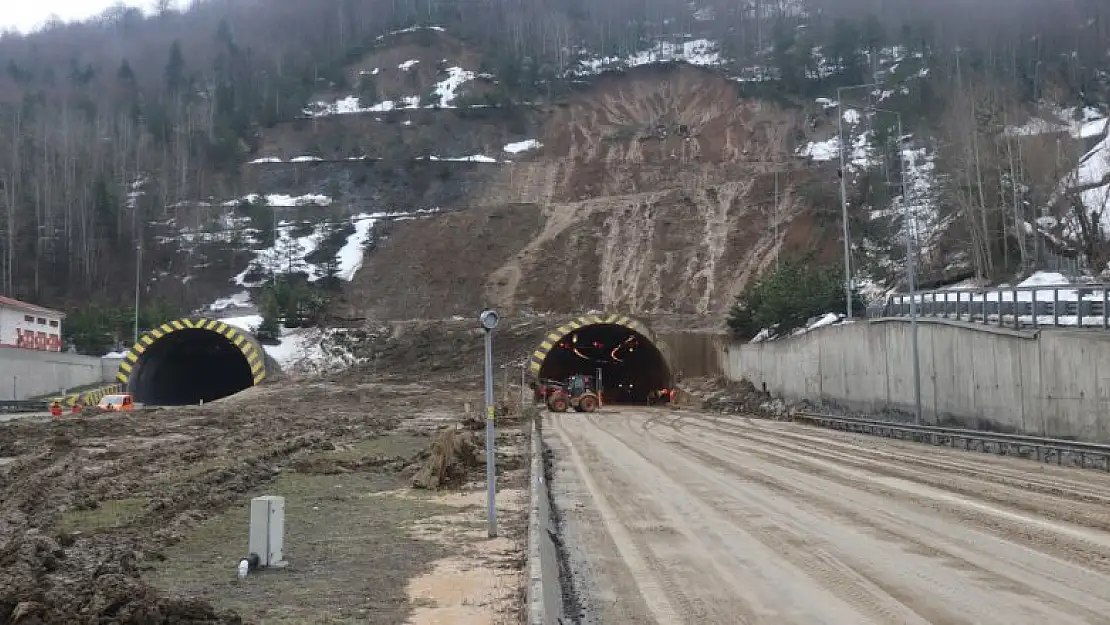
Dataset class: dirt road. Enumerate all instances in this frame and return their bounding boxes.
[545,408,1110,625]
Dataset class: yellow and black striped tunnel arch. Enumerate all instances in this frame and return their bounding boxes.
[528,313,655,377]
[117,317,267,404]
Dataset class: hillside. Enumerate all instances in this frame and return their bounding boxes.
[0,0,1108,351]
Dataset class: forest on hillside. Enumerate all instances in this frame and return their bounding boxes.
[0,0,1107,317]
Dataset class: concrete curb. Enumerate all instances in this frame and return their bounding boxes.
[527,416,545,625]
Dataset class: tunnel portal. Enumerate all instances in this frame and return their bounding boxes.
[116,318,267,406]
[531,315,672,404]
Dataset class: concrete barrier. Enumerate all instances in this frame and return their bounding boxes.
[0,347,110,400]
[527,415,563,625]
[723,318,1110,442]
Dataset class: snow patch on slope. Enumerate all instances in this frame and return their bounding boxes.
[572,38,722,76]
[303,65,477,117]
[504,139,542,154]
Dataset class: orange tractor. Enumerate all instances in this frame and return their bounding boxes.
[545,374,600,413]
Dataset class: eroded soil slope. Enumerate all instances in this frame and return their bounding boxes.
[348,65,841,318]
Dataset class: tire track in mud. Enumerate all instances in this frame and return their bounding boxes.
[588,415,940,625]
[687,415,1110,532]
[671,417,1110,577]
[550,414,687,624]
[739,418,1110,503]
[661,436,1110,624]
[568,413,762,624]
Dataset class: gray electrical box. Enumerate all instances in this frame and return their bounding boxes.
[248,495,288,567]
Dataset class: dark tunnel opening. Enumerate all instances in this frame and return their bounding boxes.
[537,324,672,404]
[129,329,255,406]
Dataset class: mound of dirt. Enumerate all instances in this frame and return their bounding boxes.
[680,376,787,418]
[411,428,481,490]
[0,530,241,624]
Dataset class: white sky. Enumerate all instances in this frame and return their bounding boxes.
[3,1,150,34]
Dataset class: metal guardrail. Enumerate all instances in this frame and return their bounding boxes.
[0,400,46,414]
[794,412,1110,471]
[867,283,1110,329]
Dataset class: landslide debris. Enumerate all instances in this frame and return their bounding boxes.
[0,382,404,624]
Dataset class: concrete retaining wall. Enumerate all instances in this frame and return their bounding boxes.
[654,331,726,380]
[723,318,1110,442]
[0,347,111,400]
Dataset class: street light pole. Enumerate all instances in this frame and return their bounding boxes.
[860,105,923,425]
[836,83,881,320]
[133,239,142,345]
[837,93,852,319]
[479,309,500,538]
[896,114,924,425]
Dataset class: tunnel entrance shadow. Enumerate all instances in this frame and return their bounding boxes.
[119,320,265,406]
[534,319,672,405]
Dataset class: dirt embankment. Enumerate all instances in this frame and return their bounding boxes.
[337,203,547,321]
[339,64,842,321]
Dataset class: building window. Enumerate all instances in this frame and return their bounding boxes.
[23,315,32,323]
[36,318,46,325]
[49,320,58,327]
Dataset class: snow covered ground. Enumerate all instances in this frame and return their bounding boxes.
[232,211,399,287]
[504,139,541,154]
[571,38,723,76]
[213,314,364,374]
[303,63,477,117]
[750,313,852,343]
[202,208,438,370]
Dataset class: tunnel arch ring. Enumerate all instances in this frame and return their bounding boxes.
[528,313,655,377]
[116,317,267,388]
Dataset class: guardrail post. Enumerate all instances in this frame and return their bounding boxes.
[1053,287,1060,326]
[1096,286,1105,330]
[1032,288,1038,329]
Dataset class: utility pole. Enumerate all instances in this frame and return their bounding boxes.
[855,104,923,424]
[774,169,780,270]
[133,239,142,345]
[836,83,880,319]
[837,103,851,319]
[897,114,923,426]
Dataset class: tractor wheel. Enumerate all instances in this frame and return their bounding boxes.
[549,396,569,413]
[578,393,599,413]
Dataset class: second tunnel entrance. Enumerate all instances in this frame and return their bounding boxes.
[117,318,267,406]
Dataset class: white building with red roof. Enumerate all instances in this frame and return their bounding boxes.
[0,296,64,352]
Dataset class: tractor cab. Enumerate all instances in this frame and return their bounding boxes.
[567,374,591,395]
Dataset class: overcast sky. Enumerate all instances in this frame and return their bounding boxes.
[3,1,150,34]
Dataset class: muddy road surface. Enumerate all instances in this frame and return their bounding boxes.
[546,408,1110,625]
